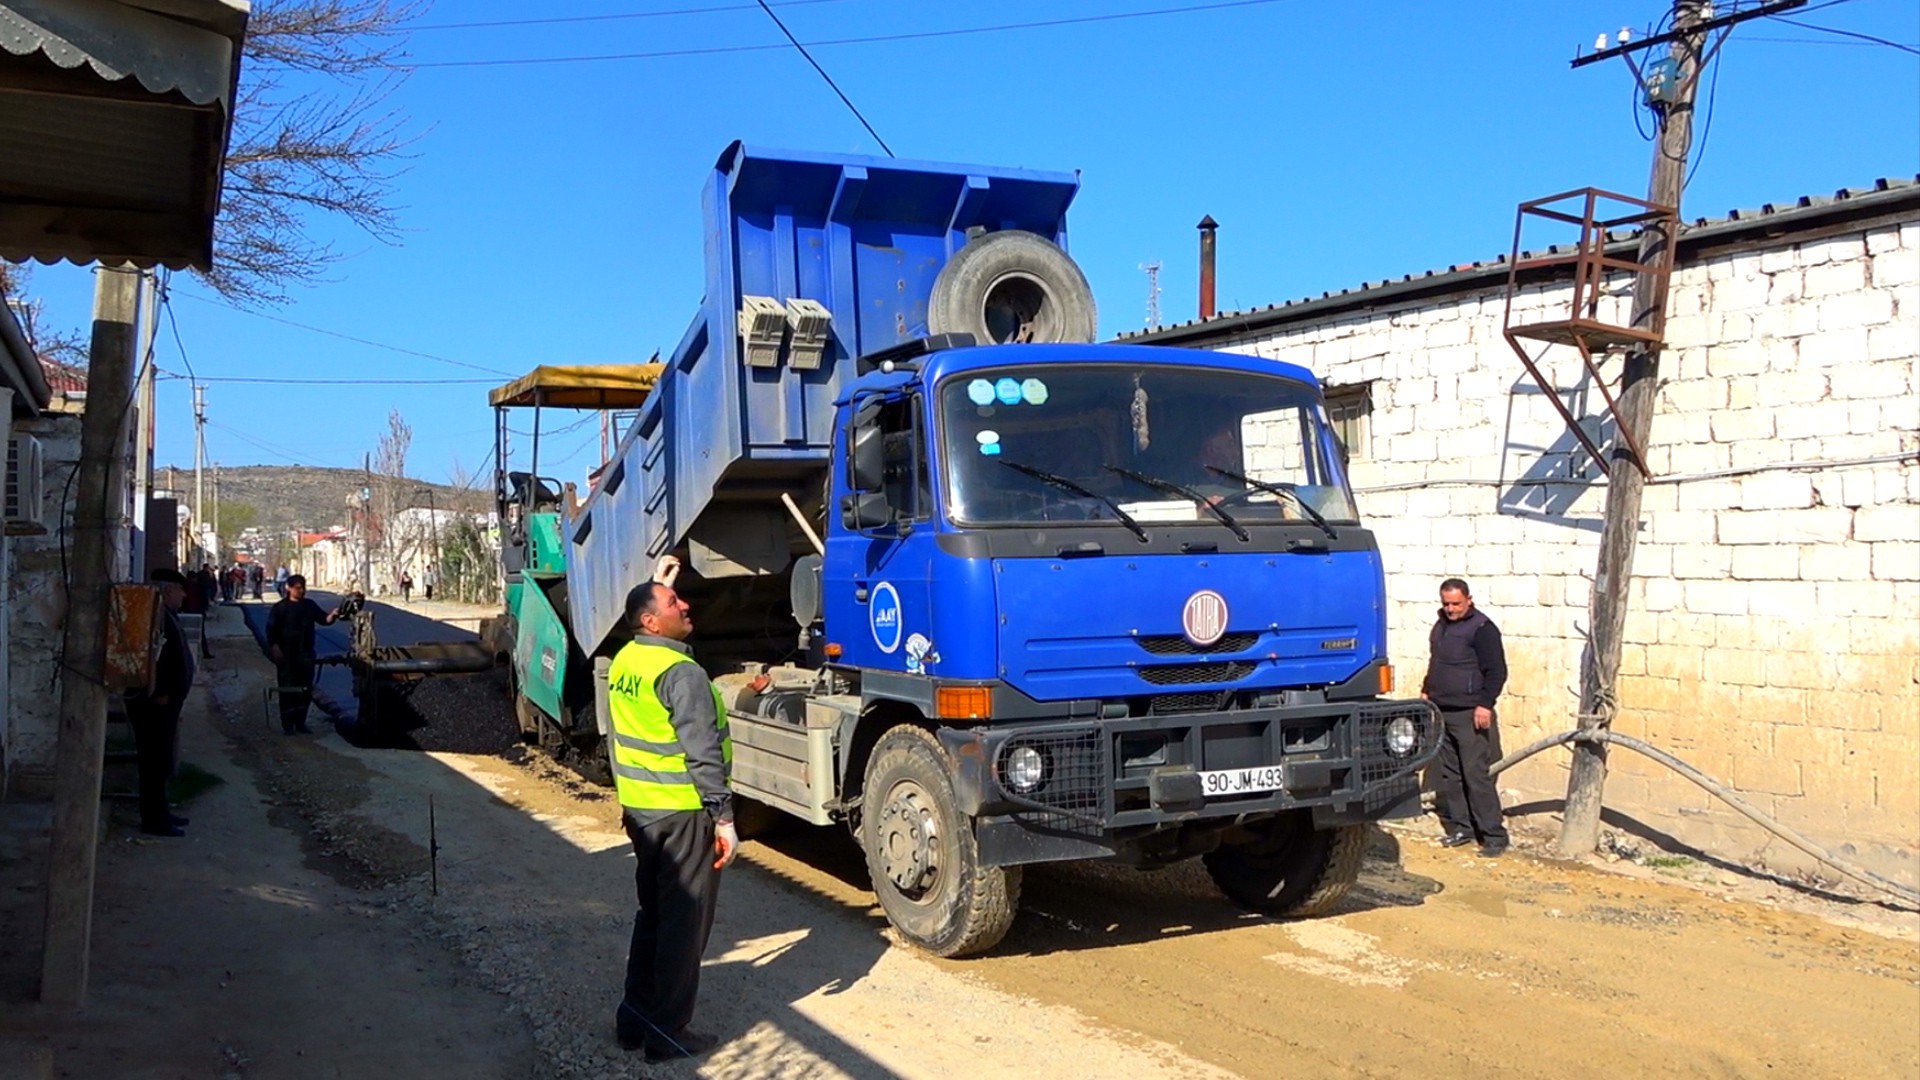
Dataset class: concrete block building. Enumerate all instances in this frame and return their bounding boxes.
[1125,179,1919,887]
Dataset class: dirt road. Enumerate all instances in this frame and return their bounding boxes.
[9,603,1914,1079]
[332,732,1920,1079]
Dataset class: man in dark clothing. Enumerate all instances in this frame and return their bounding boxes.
[1421,577,1511,857]
[265,574,343,734]
[126,569,196,836]
[609,581,735,1063]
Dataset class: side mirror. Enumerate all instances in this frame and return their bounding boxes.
[840,492,892,531]
[849,421,885,492]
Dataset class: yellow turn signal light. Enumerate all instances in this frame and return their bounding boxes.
[1379,663,1394,695]
[936,685,992,720]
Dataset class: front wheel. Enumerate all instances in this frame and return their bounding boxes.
[861,726,1021,957]
[1203,813,1367,918]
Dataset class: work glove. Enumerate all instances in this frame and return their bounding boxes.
[713,819,739,870]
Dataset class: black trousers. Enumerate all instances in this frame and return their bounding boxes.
[1436,707,1508,842]
[276,658,315,732]
[127,698,182,825]
[618,811,720,1043]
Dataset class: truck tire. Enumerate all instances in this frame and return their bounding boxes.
[860,726,1021,957]
[1202,813,1367,918]
[927,230,1097,345]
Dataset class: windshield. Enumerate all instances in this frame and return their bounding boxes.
[940,364,1360,528]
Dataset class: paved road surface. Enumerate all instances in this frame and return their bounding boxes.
[236,591,485,729]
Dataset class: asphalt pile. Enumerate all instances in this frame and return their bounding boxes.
[403,673,521,755]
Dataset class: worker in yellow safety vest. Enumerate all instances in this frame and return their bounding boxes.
[609,580,736,1063]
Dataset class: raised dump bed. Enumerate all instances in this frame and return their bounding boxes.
[563,143,1085,660]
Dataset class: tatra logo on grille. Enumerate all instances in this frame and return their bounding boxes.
[1181,589,1229,647]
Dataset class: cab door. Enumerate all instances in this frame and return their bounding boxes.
[823,394,938,675]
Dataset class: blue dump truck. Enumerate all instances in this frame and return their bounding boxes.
[516,143,1441,956]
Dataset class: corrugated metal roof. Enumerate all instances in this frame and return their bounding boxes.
[0,0,243,107]
[0,0,245,270]
[1119,176,1920,345]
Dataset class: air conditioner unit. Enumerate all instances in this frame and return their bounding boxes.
[5,434,46,534]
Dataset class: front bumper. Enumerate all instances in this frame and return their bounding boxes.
[941,697,1441,856]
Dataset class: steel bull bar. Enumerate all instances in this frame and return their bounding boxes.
[938,698,1443,868]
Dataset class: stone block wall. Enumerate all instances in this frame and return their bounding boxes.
[5,411,83,794]
[1231,218,1919,886]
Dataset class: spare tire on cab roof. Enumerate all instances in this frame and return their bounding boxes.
[926,230,1098,346]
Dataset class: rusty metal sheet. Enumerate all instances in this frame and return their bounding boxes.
[105,583,161,692]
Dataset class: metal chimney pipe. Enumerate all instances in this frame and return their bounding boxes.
[1197,215,1218,320]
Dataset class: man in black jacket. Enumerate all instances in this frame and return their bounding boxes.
[1421,578,1510,857]
[127,569,196,837]
[265,575,344,734]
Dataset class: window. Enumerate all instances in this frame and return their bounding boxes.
[1324,383,1373,465]
[939,364,1360,527]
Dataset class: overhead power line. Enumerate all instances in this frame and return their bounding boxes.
[407,0,1295,69]
[171,375,498,386]
[410,0,852,31]
[1767,14,1920,54]
[176,292,515,376]
[754,0,893,156]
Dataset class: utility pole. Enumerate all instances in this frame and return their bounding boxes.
[42,264,140,1007]
[360,452,374,594]
[1558,0,1800,856]
[425,487,442,576]
[129,270,159,580]
[192,383,207,561]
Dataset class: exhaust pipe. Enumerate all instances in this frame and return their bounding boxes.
[1198,215,1218,320]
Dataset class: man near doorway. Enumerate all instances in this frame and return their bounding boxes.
[1421,577,1510,857]
[608,581,737,1062]
[126,568,195,836]
[265,575,345,734]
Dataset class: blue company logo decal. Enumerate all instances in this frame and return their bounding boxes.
[869,581,903,654]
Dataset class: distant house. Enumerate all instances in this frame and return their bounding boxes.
[1121,178,1920,887]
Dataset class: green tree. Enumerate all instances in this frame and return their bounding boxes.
[439,514,499,605]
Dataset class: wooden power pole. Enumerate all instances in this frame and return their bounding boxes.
[41,264,141,1007]
[1557,0,1802,855]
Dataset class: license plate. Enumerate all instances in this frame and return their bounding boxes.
[1198,764,1286,797]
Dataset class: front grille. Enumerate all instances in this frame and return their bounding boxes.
[1355,701,1442,785]
[1137,632,1258,656]
[1139,661,1256,686]
[999,728,1106,834]
[1149,692,1224,715]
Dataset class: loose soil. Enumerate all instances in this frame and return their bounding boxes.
[6,602,1915,1079]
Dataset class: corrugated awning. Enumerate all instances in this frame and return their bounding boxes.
[488,364,665,410]
[0,0,246,270]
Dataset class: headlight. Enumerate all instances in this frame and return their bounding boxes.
[1003,746,1046,794]
[1386,716,1420,757]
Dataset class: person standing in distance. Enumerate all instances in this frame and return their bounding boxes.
[126,568,196,836]
[1421,577,1511,857]
[265,574,344,735]
[609,581,736,1062]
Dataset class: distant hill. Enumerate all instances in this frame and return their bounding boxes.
[155,464,491,534]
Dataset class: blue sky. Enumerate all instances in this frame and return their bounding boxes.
[18,0,1920,493]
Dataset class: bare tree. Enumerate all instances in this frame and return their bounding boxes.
[0,263,89,365]
[199,0,425,305]
[370,408,425,592]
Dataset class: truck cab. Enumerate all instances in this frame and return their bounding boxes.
[754,339,1439,954]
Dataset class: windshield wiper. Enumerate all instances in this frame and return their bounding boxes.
[1206,466,1339,539]
[998,460,1149,542]
[1104,465,1250,541]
